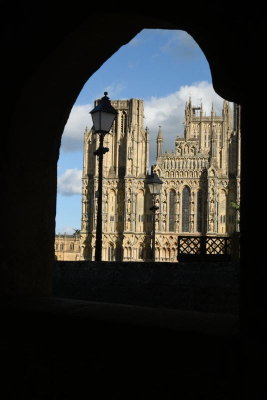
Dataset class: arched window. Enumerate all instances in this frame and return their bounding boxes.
[155,247,160,261]
[197,190,203,232]
[108,189,116,232]
[121,111,127,134]
[169,190,175,232]
[136,190,144,232]
[125,246,132,260]
[108,244,115,261]
[182,186,190,232]
[218,189,227,233]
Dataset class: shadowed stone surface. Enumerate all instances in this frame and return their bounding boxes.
[1,296,240,400]
[0,3,265,398]
[53,261,240,314]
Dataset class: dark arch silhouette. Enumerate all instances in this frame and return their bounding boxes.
[0,4,265,399]
[1,4,253,294]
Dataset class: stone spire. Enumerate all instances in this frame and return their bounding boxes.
[156,125,163,158]
[211,103,215,118]
[210,122,218,168]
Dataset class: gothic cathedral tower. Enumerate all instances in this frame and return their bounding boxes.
[80,99,150,261]
[153,99,240,245]
[80,97,240,262]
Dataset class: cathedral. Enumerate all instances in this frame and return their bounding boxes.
[79,97,241,262]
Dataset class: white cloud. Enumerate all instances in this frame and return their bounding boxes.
[60,81,230,166]
[61,104,92,152]
[57,168,82,196]
[144,81,230,164]
[56,226,77,235]
[61,84,126,152]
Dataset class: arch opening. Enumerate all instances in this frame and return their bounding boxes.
[54,27,240,264]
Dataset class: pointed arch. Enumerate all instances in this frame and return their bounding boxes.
[182,186,191,232]
[108,188,116,232]
[218,189,227,233]
[108,242,115,261]
[197,189,203,232]
[169,189,176,232]
[184,144,189,154]
[121,110,128,134]
[136,189,145,232]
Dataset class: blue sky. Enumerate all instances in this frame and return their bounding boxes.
[56,29,227,234]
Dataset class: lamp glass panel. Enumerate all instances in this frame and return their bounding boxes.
[148,182,162,195]
[92,111,116,132]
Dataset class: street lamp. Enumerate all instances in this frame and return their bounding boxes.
[90,92,118,261]
[146,169,163,262]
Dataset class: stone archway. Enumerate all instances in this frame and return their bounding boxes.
[0,6,262,305]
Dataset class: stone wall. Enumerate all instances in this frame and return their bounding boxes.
[53,261,239,314]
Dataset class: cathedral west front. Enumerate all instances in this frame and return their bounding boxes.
[79,97,240,262]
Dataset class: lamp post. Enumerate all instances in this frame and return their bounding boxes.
[146,169,163,262]
[90,92,118,261]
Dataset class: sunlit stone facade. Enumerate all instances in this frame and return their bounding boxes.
[80,98,240,261]
[55,234,81,261]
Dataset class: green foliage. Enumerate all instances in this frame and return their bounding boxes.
[230,201,240,211]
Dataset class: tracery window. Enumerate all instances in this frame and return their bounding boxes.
[182,186,190,232]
